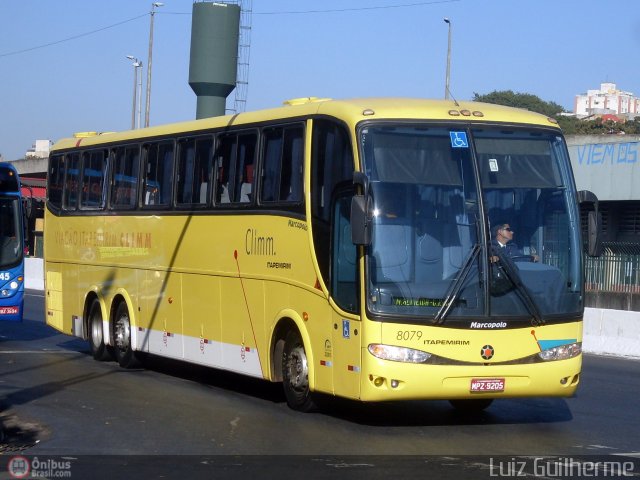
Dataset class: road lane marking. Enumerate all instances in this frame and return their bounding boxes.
[0,350,83,354]
[25,292,45,298]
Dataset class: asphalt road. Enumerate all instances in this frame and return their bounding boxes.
[0,291,639,478]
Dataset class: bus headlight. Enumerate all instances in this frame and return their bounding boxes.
[368,344,431,363]
[1,277,22,297]
[538,342,582,361]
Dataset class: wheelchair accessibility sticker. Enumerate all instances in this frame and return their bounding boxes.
[450,131,469,148]
[342,319,350,339]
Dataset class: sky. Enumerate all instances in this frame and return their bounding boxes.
[1,0,639,161]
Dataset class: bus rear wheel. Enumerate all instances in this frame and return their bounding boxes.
[282,330,316,412]
[449,398,494,412]
[113,302,140,369]
[88,299,111,361]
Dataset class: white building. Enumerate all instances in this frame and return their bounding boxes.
[25,140,51,159]
[574,82,640,118]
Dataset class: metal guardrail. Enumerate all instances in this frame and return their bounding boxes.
[584,242,640,293]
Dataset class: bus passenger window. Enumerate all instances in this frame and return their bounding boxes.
[260,124,304,204]
[144,141,174,207]
[48,154,65,209]
[195,137,213,205]
[213,132,256,206]
[111,146,140,209]
[234,133,256,203]
[240,164,254,203]
[261,129,282,203]
[63,153,81,211]
[80,150,107,209]
[215,136,234,205]
[177,136,213,207]
[282,127,304,202]
[177,138,196,205]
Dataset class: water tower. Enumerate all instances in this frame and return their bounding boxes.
[189,2,241,119]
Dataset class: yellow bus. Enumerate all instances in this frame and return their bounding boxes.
[45,97,599,411]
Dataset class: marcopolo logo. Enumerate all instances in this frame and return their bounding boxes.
[470,321,507,329]
[8,456,72,478]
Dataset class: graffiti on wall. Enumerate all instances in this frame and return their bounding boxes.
[574,142,638,165]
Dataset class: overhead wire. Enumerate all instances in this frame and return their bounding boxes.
[253,0,460,15]
[0,1,460,58]
[0,13,148,58]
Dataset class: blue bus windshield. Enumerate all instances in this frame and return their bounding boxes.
[0,163,25,322]
[0,197,23,269]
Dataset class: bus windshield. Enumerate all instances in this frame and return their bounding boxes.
[0,197,23,269]
[360,124,582,324]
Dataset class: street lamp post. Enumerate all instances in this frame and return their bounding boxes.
[444,17,452,100]
[144,2,164,128]
[126,56,142,130]
[135,59,143,129]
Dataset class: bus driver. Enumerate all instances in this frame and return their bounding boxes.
[492,223,539,262]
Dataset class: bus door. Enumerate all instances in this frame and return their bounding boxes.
[329,192,361,399]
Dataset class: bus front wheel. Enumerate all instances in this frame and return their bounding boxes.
[88,299,111,361]
[113,302,140,369]
[282,330,316,412]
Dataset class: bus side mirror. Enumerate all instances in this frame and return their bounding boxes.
[351,172,371,246]
[587,210,602,257]
[351,195,371,246]
[578,190,602,257]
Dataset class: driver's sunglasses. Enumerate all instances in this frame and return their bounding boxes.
[501,227,513,232]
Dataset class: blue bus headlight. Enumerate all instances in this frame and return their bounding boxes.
[368,344,431,363]
[538,342,582,361]
[1,276,22,297]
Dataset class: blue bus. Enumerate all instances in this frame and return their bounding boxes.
[0,162,24,322]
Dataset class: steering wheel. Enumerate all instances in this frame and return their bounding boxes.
[511,254,535,262]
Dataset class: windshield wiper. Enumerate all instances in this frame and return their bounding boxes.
[493,248,545,326]
[434,243,480,325]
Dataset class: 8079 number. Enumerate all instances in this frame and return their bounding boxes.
[396,330,423,341]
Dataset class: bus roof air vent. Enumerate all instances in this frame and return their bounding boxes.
[72,131,116,138]
[73,132,99,138]
[283,97,331,106]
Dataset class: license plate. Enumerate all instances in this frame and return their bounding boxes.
[470,378,505,392]
[0,306,19,315]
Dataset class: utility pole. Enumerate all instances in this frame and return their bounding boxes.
[444,17,452,100]
[145,2,164,127]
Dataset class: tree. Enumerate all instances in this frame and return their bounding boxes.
[473,90,640,134]
[472,90,565,117]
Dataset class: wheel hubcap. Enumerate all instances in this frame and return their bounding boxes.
[114,315,130,352]
[287,346,309,392]
[91,317,102,348]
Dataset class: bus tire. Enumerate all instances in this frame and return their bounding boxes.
[113,301,140,369]
[449,398,493,412]
[88,299,111,361]
[282,330,316,412]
